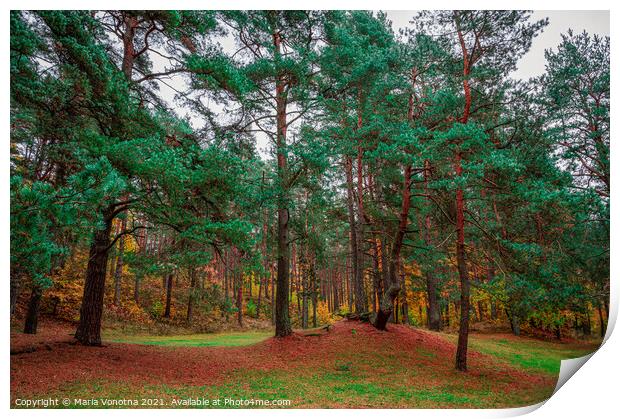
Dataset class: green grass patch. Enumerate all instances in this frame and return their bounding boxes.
[441,333,600,376]
[102,331,272,347]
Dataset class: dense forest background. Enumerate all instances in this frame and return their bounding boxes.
[10,10,609,372]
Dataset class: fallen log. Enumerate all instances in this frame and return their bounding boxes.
[344,312,373,322]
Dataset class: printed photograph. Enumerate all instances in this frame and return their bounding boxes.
[9,8,610,409]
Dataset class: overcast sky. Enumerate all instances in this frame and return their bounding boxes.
[155,10,611,156]
[385,10,610,80]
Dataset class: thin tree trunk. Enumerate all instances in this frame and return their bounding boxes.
[113,217,127,306]
[353,94,369,314]
[164,273,173,318]
[134,273,141,304]
[271,265,276,325]
[187,268,197,324]
[423,160,442,331]
[401,270,409,325]
[237,273,243,327]
[257,275,263,318]
[344,156,365,314]
[273,25,292,337]
[302,257,309,329]
[454,13,472,372]
[598,303,606,338]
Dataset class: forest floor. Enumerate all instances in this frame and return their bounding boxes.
[10,319,600,409]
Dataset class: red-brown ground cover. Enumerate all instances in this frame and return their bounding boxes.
[11,319,556,406]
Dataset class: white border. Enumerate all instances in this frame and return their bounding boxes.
[2,1,616,418]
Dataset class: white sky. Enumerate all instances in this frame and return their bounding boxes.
[154,10,610,156]
[385,10,610,80]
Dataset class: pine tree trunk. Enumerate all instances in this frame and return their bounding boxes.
[23,286,43,334]
[312,292,317,328]
[354,97,369,314]
[506,307,520,336]
[487,265,498,320]
[373,165,411,330]
[455,152,471,372]
[344,156,365,314]
[333,268,340,311]
[400,267,409,325]
[164,274,173,318]
[271,267,276,325]
[187,268,197,324]
[121,14,137,79]
[113,217,127,306]
[237,274,243,327]
[598,303,606,338]
[134,273,141,304]
[10,272,22,318]
[257,274,263,318]
[454,12,472,372]
[577,313,590,336]
[426,272,441,330]
[477,301,485,322]
[372,241,380,314]
[273,26,292,338]
[75,210,114,346]
[302,263,309,329]
[423,160,442,331]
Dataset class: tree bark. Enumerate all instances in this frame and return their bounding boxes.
[373,284,401,330]
[302,253,309,329]
[10,272,22,318]
[273,26,292,337]
[345,156,366,314]
[506,307,520,336]
[164,273,173,318]
[121,14,137,80]
[423,160,442,331]
[373,165,412,330]
[23,286,43,334]
[187,268,197,324]
[454,12,472,372]
[598,303,606,338]
[355,101,368,314]
[134,273,141,304]
[75,208,114,346]
[113,217,127,306]
[236,273,243,327]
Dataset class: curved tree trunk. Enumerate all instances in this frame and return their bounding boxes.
[373,165,412,330]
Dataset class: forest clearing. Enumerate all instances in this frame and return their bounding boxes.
[10,319,599,408]
[9,9,609,410]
